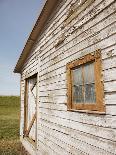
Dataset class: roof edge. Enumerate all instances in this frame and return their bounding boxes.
[14,0,58,73]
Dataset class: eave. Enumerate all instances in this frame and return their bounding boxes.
[14,0,58,73]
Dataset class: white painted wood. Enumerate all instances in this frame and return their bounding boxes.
[105,93,116,105]
[20,137,37,155]
[104,81,116,93]
[39,112,116,142]
[103,57,116,70]
[39,95,67,104]
[102,45,116,60]
[39,102,67,111]
[106,105,116,116]
[27,77,37,141]
[38,129,87,155]
[38,124,116,155]
[37,140,59,155]
[39,107,116,128]
[39,1,116,64]
[104,68,116,82]
[19,0,116,154]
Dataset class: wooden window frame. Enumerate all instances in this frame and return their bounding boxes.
[67,50,105,112]
[23,74,37,144]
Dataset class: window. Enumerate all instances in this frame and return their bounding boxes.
[67,51,105,112]
[24,74,37,143]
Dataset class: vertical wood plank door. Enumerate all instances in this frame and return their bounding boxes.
[26,76,37,142]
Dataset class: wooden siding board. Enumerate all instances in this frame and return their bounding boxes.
[39,1,116,63]
[38,123,116,155]
[37,140,60,155]
[39,103,67,111]
[38,135,73,155]
[39,108,116,129]
[39,32,116,78]
[39,112,116,142]
[40,119,116,154]
[101,44,116,60]
[104,68,116,82]
[39,96,67,105]
[36,0,72,44]
[37,0,104,57]
[106,105,116,116]
[38,79,116,94]
[38,129,89,155]
[21,9,116,78]
[104,81,116,93]
[37,0,81,53]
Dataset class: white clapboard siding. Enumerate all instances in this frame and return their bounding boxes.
[104,68,116,82]
[105,94,116,105]
[104,81,116,93]
[38,0,108,55]
[38,130,86,155]
[22,52,38,72]
[39,35,116,79]
[101,45,116,60]
[39,120,116,154]
[39,1,116,63]
[39,83,66,91]
[103,58,116,72]
[38,134,73,155]
[37,140,60,155]
[38,124,116,155]
[19,0,116,154]
[39,112,116,142]
[39,107,116,129]
[39,102,67,111]
[40,13,116,69]
[106,105,116,116]
[37,0,86,52]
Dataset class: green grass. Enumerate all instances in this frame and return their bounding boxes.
[0,96,21,155]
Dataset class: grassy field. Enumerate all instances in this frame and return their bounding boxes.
[0,96,21,155]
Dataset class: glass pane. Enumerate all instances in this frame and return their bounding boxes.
[84,62,95,84]
[72,67,83,103]
[73,85,84,103]
[71,62,96,104]
[83,62,96,103]
[72,67,83,85]
[84,83,96,103]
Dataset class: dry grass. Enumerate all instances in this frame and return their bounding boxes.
[0,140,21,155]
[0,96,21,155]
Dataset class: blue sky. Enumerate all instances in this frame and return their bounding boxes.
[0,0,45,96]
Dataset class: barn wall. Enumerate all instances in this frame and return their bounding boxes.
[20,0,116,154]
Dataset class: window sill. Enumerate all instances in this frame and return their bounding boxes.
[67,109,106,115]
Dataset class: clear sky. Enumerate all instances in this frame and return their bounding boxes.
[0,0,45,96]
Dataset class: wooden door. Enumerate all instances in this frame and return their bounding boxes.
[24,75,37,142]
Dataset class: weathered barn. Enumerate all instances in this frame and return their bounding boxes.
[14,0,116,154]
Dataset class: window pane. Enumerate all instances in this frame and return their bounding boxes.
[72,67,83,103]
[84,62,95,84]
[73,85,83,103]
[71,62,96,104]
[84,84,96,103]
[72,67,83,85]
[83,62,96,103]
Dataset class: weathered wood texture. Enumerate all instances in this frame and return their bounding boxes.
[20,0,116,154]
